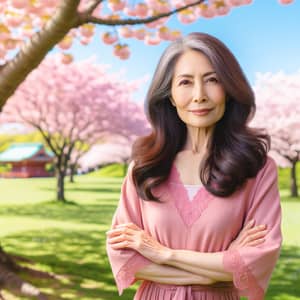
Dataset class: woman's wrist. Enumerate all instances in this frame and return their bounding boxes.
[161,247,175,265]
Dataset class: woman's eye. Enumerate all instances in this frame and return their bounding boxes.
[206,77,219,84]
[179,79,191,86]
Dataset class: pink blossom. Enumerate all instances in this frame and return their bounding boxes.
[101,32,118,45]
[278,0,293,4]
[113,44,130,59]
[80,24,95,38]
[58,36,73,50]
[108,0,126,12]
[144,34,161,45]
[5,13,24,27]
[133,28,147,40]
[11,0,29,9]
[118,26,133,38]
[135,3,149,17]
[60,53,73,64]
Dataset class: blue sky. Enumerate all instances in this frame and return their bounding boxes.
[71,1,300,102]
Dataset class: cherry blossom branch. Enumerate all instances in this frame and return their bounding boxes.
[79,0,205,26]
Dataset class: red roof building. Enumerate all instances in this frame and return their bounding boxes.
[0,143,54,178]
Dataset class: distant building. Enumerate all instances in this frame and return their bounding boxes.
[0,143,54,178]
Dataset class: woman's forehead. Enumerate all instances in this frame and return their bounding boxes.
[172,50,215,77]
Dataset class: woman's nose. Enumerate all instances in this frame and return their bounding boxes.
[193,83,207,102]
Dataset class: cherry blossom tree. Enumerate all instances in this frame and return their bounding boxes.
[68,135,131,182]
[0,0,293,108]
[252,71,300,197]
[78,135,132,175]
[0,55,149,202]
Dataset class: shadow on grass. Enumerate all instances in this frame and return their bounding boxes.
[2,227,133,300]
[0,201,118,226]
[265,244,300,299]
[280,194,300,203]
[40,186,122,194]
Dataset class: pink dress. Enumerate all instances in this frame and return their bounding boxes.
[106,157,282,300]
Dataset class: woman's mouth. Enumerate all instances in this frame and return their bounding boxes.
[189,108,212,116]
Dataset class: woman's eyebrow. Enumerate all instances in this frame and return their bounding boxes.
[203,71,217,77]
[176,71,217,79]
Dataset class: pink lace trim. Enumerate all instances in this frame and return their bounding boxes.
[115,253,150,295]
[167,165,212,227]
[223,249,264,300]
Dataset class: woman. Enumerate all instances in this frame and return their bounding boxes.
[106,32,282,300]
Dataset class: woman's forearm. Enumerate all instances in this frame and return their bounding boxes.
[108,220,267,283]
[135,263,216,285]
[164,250,232,281]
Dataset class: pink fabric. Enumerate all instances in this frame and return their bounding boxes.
[135,282,239,300]
[106,157,282,299]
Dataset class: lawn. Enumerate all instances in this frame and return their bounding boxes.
[0,165,299,299]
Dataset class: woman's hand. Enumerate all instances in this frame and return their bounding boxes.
[106,223,170,265]
[229,219,267,250]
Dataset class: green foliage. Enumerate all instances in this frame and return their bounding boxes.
[0,163,11,173]
[0,132,47,152]
[87,163,127,178]
[278,163,300,190]
[0,167,299,299]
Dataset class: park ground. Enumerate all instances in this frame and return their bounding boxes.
[0,164,299,300]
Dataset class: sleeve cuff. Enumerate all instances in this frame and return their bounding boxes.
[115,253,151,295]
[223,249,264,300]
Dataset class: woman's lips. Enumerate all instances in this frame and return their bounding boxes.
[189,108,212,116]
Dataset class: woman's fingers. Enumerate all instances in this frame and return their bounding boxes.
[116,223,140,230]
[229,220,268,250]
[243,219,255,230]
[106,226,137,238]
[243,229,268,245]
[239,223,267,240]
[110,240,131,249]
[107,223,142,250]
[247,224,267,235]
[108,233,134,244]
[246,238,265,247]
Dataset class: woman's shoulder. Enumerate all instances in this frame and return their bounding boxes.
[258,156,278,177]
[251,155,278,188]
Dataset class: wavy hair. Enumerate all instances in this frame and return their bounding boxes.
[131,32,270,201]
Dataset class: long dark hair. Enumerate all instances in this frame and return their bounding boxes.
[132,32,270,201]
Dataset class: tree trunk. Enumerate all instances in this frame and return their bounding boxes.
[0,244,18,271]
[69,164,76,183]
[56,171,66,201]
[123,162,127,177]
[290,161,299,197]
[0,245,48,299]
[0,0,81,109]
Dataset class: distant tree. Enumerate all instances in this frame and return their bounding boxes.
[0,56,149,201]
[252,71,300,197]
[0,0,293,108]
[78,135,132,176]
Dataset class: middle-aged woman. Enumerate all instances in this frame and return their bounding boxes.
[106,32,282,300]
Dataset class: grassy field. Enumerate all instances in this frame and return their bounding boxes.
[0,164,299,299]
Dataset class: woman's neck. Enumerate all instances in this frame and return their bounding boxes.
[183,126,214,154]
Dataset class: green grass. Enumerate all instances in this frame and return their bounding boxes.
[86,163,127,178]
[0,164,299,299]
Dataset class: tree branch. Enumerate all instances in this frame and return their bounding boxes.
[80,0,205,26]
[84,0,104,15]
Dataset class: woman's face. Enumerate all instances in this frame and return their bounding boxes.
[171,50,226,130]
